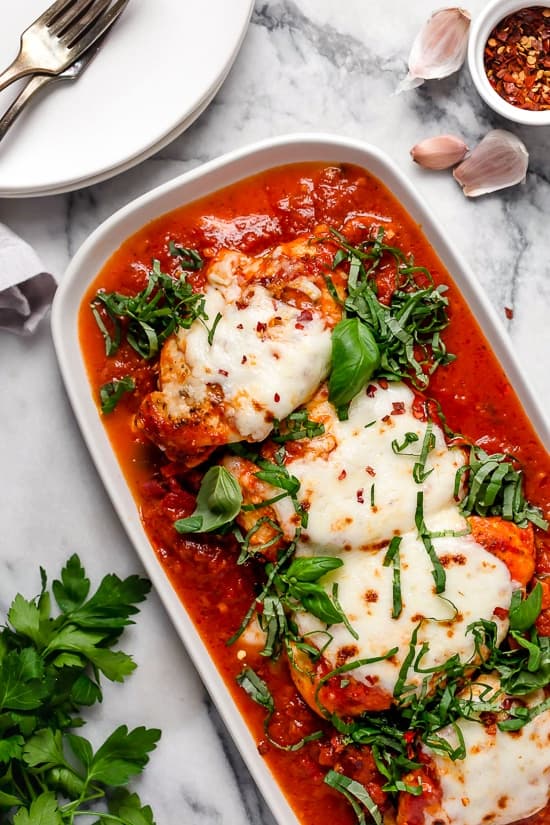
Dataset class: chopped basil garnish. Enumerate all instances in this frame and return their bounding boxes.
[324,770,383,825]
[383,536,403,619]
[237,666,323,752]
[91,258,207,359]
[168,240,204,271]
[99,376,135,414]
[207,311,222,346]
[272,410,325,443]
[391,432,419,454]
[329,227,455,398]
[413,420,436,483]
[415,491,446,593]
[174,466,242,534]
[456,446,548,530]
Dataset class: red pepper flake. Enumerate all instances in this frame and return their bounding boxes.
[381,415,391,423]
[241,355,247,364]
[338,469,347,481]
[504,306,514,319]
[356,489,364,503]
[295,323,304,330]
[403,731,415,745]
[297,309,313,323]
[493,606,509,620]
[365,466,376,477]
[484,7,550,111]
[392,401,406,415]
[378,378,389,390]
[218,369,229,377]
[256,321,267,333]
[366,384,377,397]
[236,323,244,330]
[274,392,280,403]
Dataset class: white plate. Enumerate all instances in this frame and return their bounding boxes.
[0,0,253,197]
[51,134,550,825]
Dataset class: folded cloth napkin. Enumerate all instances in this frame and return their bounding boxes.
[0,222,57,335]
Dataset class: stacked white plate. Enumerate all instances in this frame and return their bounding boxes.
[0,0,254,197]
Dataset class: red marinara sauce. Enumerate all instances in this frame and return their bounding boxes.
[78,163,550,825]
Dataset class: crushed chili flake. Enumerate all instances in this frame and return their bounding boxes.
[356,488,365,503]
[392,401,406,415]
[484,6,550,111]
[378,378,389,390]
[338,469,347,481]
[297,309,313,323]
[256,321,267,333]
[366,384,378,397]
[365,466,376,477]
[241,355,247,364]
[218,369,229,376]
[274,392,281,402]
[505,306,514,319]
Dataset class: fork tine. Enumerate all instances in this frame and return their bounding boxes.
[40,0,84,27]
[64,0,128,51]
[49,0,97,36]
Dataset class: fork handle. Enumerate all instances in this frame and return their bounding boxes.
[0,53,34,94]
[0,74,55,143]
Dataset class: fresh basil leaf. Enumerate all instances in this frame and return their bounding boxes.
[174,465,242,534]
[100,376,136,414]
[286,556,343,583]
[509,583,543,631]
[290,583,345,625]
[328,317,381,410]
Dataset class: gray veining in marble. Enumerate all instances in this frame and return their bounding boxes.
[0,2,548,823]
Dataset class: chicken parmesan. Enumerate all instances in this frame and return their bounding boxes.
[79,162,550,825]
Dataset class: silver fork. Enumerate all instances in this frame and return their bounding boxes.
[0,0,128,93]
[0,3,127,145]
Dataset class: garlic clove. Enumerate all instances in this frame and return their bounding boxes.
[397,8,471,93]
[410,135,469,170]
[453,130,529,197]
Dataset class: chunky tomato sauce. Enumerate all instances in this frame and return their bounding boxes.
[79,163,550,825]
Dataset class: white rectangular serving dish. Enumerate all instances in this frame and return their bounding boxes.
[51,133,550,825]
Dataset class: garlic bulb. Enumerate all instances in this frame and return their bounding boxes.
[453,130,529,197]
[397,8,471,93]
[410,135,469,170]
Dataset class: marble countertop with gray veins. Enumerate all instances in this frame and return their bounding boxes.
[0,2,548,824]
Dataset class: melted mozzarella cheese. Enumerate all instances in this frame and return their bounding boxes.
[294,510,512,697]
[176,253,332,442]
[273,383,465,550]
[423,685,550,825]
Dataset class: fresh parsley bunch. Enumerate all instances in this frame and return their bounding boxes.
[0,555,160,824]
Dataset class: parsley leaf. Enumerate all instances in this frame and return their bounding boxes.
[0,557,159,823]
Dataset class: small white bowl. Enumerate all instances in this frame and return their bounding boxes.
[468,0,550,126]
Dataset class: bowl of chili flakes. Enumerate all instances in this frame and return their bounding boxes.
[468,0,550,126]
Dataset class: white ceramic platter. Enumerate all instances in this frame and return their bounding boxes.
[0,0,253,197]
[51,134,550,825]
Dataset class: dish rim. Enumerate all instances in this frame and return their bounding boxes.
[51,132,550,825]
[0,0,254,198]
[467,0,550,126]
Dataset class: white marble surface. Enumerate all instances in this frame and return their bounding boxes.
[0,2,549,824]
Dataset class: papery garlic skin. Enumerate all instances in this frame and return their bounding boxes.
[411,135,469,170]
[453,130,529,197]
[397,8,471,93]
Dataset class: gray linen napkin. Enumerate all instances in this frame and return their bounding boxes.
[0,222,57,335]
